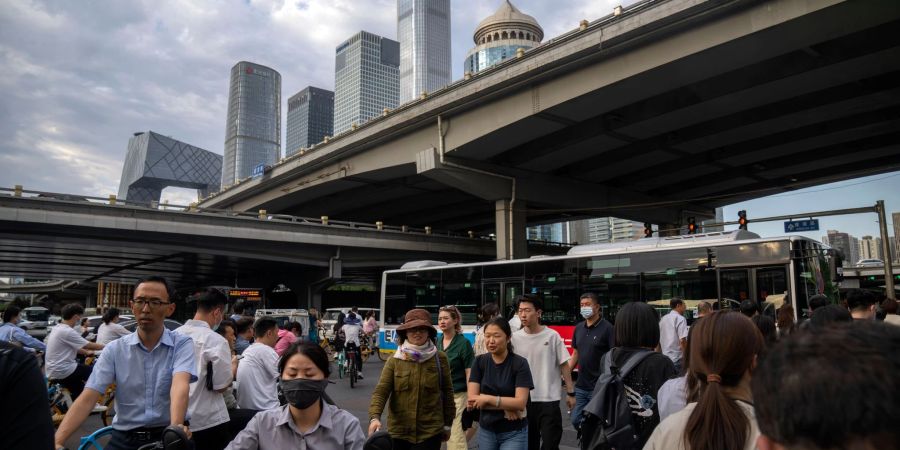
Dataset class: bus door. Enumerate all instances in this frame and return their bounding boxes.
[483,281,524,319]
[718,269,750,311]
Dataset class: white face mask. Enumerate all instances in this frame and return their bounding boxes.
[580,307,594,319]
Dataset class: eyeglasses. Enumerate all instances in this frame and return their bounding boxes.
[517,308,535,314]
[131,297,172,308]
[406,328,430,334]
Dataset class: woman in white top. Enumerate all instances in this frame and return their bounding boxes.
[645,311,764,450]
[96,308,131,345]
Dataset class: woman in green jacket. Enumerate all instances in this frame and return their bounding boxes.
[368,308,455,450]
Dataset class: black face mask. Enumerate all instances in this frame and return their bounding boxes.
[280,378,329,409]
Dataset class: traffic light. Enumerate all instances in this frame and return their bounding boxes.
[643,223,653,238]
[687,217,697,234]
[738,210,748,230]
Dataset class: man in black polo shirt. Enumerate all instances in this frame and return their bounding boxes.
[568,292,614,430]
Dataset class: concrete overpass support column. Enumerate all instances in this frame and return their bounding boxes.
[495,199,527,260]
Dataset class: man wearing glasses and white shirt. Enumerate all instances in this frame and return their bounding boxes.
[54,276,196,450]
[45,303,105,401]
[176,287,234,450]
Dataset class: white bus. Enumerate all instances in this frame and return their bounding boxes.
[377,230,839,353]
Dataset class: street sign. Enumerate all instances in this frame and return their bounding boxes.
[784,219,819,233]
[251,163,265,178]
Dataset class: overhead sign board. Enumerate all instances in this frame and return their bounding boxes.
[251,163,265,178]
[784,219,819,233]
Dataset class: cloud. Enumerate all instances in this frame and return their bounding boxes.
[0,0,630,201]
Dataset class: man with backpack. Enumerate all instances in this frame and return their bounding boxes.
[580,302,676,450]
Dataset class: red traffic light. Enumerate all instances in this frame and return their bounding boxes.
[643,223,653,238]
[687,217,697,234]
[738,210,748,230]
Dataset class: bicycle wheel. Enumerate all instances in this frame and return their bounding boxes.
[320,338,335,362]
[78,426,114,450]
[377,346,389,361]
[336,353,345,379]
[349,356,357,388]
[360,344,371,363]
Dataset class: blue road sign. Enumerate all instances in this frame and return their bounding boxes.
[251,163,265,178]
[784,219,819,233]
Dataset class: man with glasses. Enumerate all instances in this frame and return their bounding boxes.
[54,276,196,450]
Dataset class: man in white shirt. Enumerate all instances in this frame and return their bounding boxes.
[45,303,104,401]
[511,295,575,450]
[175,288,233,450]
[236,317,280,411]
[659,297,688,373]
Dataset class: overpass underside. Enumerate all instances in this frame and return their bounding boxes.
[202,0,900,257]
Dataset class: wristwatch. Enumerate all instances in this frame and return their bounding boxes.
[443,425,452,432]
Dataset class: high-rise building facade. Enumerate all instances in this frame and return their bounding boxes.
[893,212,900,262]
[334,31,400,135]
[464,0,543,74]
[118,131,222,205]
[286,87,334,156]
[527,223,567,243]
[858,235,882,261]
[826,230,857,265]
[398,0,451,104]
[222,61,281,188]
[587,217,643,244]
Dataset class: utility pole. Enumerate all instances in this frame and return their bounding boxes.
[876,200,896,300]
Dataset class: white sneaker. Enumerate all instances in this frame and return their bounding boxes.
[91,403,108,413]
[358,372,364,379]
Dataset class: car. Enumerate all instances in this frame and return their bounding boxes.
[856,258,884,267]
[320,307,380,340]
[119,318,183,332]
[254,309,310,339]
[20,306,51,338]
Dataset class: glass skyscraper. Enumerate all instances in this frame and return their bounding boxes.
[397,0,451,104]
[222,61,281,188]
[334,31,400,135]
[286,87,334,156]
[464,0,543,74]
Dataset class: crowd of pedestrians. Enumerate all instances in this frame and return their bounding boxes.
[1,273,898,450]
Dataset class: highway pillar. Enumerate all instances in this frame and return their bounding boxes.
[495,199,527,260]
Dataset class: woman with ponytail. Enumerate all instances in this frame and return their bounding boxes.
[644,311,764,450]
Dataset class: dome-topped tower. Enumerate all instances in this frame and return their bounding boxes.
[464,0,543,74]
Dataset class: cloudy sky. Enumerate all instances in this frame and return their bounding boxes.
[0,0,897,242]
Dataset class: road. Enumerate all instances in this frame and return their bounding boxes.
[67,355,581,449]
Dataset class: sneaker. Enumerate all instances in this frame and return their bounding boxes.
[91,403,108,413]
[357,372,364,380]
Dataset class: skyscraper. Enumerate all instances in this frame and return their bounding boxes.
[334,31,400,135]
[893,211,900,262]
[826,230,856,265]
[222,61,281,188]
[397,0,451,104]
[587,217,644,244]
[464,0,543,74]
[286,87,334,156]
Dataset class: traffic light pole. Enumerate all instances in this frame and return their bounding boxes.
[652,202,895,299]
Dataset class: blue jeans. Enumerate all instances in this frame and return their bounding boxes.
[477,425,528,450]
[571,387,593,429]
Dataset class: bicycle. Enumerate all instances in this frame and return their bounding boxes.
[335,347,347,379]
[345,345,359,388]
[71,425,190,450]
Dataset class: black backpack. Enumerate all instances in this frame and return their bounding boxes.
[579,348,653,450]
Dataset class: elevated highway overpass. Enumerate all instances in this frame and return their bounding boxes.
[199,0,900,259]
[0,193,567,290]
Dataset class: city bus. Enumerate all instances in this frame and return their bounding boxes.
[377,230,838,353]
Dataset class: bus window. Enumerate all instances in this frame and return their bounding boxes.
[720,269,750,310]
[442,267,481,325]
[525,259,579,325]
[755,267,787,304]
[642,268,717,306]
[384,272,411,325]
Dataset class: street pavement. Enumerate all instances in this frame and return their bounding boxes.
[67,354,581,449]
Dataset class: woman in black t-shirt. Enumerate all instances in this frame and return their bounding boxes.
[467,317,534,449]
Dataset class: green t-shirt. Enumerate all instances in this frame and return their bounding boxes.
[439,333,475,392]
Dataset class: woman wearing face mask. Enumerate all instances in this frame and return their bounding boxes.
[225,341,366,450]
[368,308,456,450]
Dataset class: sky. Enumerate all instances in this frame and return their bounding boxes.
[0,0,897,242]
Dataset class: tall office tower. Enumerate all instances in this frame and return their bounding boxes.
[826,230,856,265]
[587,217,643,244]
[526,223,568,243]
[858,235,882,260]
[397,0,452,104]
[222,61,281,188]
[118,131,222,205]
[334,31,400,135]
[464,0,543,74]
[286,87,334,156]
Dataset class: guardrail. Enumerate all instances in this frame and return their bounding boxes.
[0,186,572,247]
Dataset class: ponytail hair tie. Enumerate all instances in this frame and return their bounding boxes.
[706,374,722,383]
